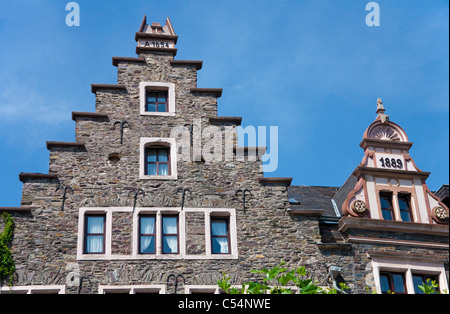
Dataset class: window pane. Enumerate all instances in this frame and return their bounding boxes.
[157,103,166,112]
[400,210,411,222]
[158,163,168,176]
[157,92,167,101]
[379,274,390,294]
[398,196,412,222]
[163,217,178,234]
[147,149,157,162]
[86,235,103,253]
[412,275,425,294]
[140,217,155,234]
[398,197,409,210]
[163,236,178,253]
[87,216,104,234]
[380,196,391,209]
[212,237,229,254]
[211,220,228,236]
[146,163,157,176]
[146,103,156,112]
[392,274,405,293]
[382,209,393,221]
[140,236,155,254]
[158,149,168,162]
[147,92,157,103]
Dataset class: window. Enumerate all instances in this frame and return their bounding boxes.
[211,218,230,254]
[185,286,224,294]
[162,215,179,254]
[379,193,394,221]
[139,215,156,254]
[98,285,165,294]
[398,194,413,222]
[146,91,168,112]
[412,274,439,294]
[78,207,238,260]
[1,286,66,294]
[379,272,407,294]
[139,82,175,116]
[140,138,177,180]
[84,215,105,254]
[371,253,449,294]
[145,147,170,176]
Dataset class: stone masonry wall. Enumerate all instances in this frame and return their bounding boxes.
[3,50,337,293]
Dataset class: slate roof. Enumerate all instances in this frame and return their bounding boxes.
[288,185,341,217]
[435,184,449,208]
[333,174,358,216]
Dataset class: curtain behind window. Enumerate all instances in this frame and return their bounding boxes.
[163,216,178,253]
[86,216,104,253]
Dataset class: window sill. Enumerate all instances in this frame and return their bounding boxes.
[140,112,175,117]
[140,174,177,181]
[77,254,238,261]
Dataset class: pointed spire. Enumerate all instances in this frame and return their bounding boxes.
[376,98,389,124]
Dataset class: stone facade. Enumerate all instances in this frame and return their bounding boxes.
[1,16,448,295]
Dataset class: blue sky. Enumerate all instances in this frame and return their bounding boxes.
[0,0,448,206]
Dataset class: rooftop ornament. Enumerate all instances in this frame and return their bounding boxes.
[376,98,389,124]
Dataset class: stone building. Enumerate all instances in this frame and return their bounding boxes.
[1,16,448,294]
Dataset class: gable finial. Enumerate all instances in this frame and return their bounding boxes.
[376,98,389,124]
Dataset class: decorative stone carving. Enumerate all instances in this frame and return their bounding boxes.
[352,200,367,214]
[369,125,402,141]
[433,206,449,222]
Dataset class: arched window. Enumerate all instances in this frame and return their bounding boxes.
[140,138,177,180]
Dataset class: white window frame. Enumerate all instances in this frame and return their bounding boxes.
[372,256,449,294]
[77,208,111,260]
[77,207,238,261]
[140,82,176,116]
[0,285,66,294]
[205,209,238,259]
[98,285,166,294]
[184,285,223,294]
[140,137,178,180]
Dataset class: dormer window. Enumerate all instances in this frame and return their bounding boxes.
[398,194,412,222]
[140,82,175,116]
[380,193,394,221]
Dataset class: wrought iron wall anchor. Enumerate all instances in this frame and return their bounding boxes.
[167,273,186,294]
[78,275,93,294]
[128,188,145,213]
[113,120,130,145]
[184,123,194,146]
[55,185,73,211]
[177,188,191,211]
[236,189,252,213]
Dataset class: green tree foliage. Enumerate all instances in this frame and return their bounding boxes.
[0,212,15,285]
[217,261,348,294]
